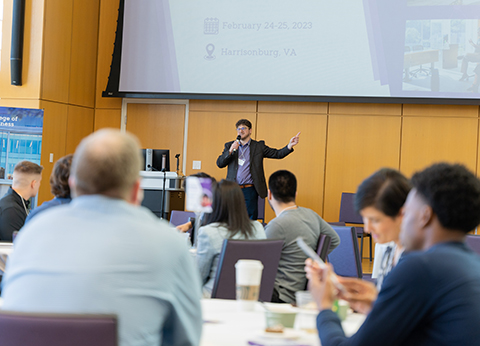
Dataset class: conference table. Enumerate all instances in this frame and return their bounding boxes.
[201,299,366,346]
[0,297,366,346]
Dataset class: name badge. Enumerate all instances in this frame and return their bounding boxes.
[238,158,245,166]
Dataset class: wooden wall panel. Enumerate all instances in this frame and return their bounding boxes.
[400,117,478,177]
[0,99,41,109]
[257,113,327,222]
[68,0,100,108]
[95,0,122,110]
[126,104,185,172]
[403,104,479,118]
[0,0,44,99]
[94,109,121,130]
[329,103,402,116]
[41,0,73,103]
[37,100,68,204]
[189,100,256,112]
[258,101,327,114]
[186,111,256,180]
[65,105,94,154]
[324,115,402,222]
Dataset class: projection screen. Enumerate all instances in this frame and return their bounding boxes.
[103,0,480,104]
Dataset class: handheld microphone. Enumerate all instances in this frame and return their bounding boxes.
[233,135,241,153]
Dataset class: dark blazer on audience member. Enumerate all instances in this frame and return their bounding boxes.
[216,139,293,199]
[0,187,28,241]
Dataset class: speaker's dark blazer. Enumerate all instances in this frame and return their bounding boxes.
[216,139,293,199]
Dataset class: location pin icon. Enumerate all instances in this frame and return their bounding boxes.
[205,43,215,60]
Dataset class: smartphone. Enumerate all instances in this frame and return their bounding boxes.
[296,237,345,293]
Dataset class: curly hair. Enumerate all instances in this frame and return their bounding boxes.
[235,119,252,129]
[355,168,411,217]
[411,163,480,233]
[50,154,73,198]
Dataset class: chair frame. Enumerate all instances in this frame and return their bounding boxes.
[339,192,373,261]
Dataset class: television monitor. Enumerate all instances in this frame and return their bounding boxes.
[141,149,170,172]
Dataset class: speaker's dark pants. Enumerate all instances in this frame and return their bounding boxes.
[241,186,258,220]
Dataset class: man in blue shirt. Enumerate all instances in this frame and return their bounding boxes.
[217,119,300,219]
[306,162,480,346]
[1,129,202,346]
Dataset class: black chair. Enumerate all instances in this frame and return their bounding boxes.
[466,234,480,255]
[0,311,117,346]
[328,226,363,278]
[339,193,372,261]
[211,239,284,302]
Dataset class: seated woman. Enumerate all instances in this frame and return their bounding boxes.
[337,168,411,314]
[196,179,266,298]
[24,154,73,224]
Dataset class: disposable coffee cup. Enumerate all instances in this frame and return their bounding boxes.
[235,259,264,311]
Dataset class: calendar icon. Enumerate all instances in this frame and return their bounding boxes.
[204,18,219,35]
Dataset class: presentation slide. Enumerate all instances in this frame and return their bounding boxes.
[119,0,480,100]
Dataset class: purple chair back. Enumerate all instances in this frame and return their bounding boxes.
[305,234,332,290]
[466,235,480,255]
[169,210,196,228]
[316,234,332,262]
[339,193,363,224]
[328,226,363,278]
[0,311,117,346]
[211,239,284,302]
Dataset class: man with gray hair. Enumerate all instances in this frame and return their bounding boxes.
[1,129,202,346]
[0,160,43,241]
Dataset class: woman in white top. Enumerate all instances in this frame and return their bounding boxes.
[196,180,266,297]
[338,168,411,314]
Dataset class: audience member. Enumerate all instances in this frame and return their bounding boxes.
[0,161,43,240]
[1,129,202,346]
[336,168,411,314]
[25,154,73,223]
[306,162,480,346]
[265,170,340,304]
[196,179,266,297]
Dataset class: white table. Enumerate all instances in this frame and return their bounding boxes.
[200,299,366,346]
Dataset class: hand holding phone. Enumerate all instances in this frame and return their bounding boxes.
[296,237,345,293]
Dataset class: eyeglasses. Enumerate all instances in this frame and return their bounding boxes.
[236,127,249,131]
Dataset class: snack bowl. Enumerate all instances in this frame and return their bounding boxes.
[264,306,297,330]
